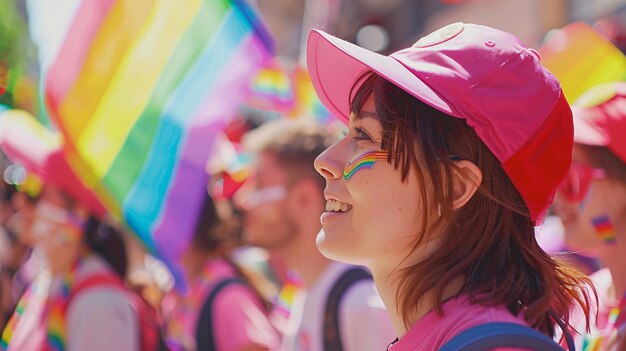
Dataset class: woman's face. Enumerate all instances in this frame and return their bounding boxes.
[555,146,626,255]
[30,186,87,252]
[314,96,434,270]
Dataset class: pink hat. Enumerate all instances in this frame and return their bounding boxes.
[0,110,106,217]
[306,22,573,223]
[572,82,626,163]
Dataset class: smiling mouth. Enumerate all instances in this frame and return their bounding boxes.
[325,199,352,213]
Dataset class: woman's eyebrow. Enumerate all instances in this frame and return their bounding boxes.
[355,111,379,120]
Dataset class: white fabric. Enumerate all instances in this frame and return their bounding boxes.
[65,256,140,351]
[281,261,394,351]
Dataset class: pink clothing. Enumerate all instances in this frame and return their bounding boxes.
[162,258,278,351]
[571,268,619,350]
[5,255,139,351]
[388,295,535,351]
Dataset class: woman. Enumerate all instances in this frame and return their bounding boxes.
[555,82,626,351]
[0,111,142,350]
[2,184,140,351]
[161,192,279,351]
[308,23,594,350]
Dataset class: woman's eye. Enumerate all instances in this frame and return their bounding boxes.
[353,127,372,141]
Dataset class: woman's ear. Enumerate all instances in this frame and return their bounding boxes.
[451,160,482,210]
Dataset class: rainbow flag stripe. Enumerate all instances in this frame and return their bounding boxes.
[343,151,388,181]
[273,271,303,318]
[591,215,616,245]
[539,22,626,103]
[43,0,273,270]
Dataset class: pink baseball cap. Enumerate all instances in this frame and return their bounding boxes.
[306,22,573,223]
[0,110,106,217]
[572,82,626,163]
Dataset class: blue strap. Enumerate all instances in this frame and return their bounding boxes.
[438,322,566,351]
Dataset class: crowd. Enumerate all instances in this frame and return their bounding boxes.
[0,18,625,351]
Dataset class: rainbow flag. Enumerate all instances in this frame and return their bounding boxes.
[539,22,626,103]
[246,60,295,112]
[42,0,273,273]
[273,270,303,318]
[591,215,616,245]
[246,61,332,123]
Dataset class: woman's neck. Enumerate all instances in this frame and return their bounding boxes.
[372,267,464,337]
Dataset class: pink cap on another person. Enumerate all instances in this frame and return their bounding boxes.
[572,82,626,163]
[306,22,573,223]
[0,110,106,217]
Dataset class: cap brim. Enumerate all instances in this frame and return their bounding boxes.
[0,110,106,217]
[306,29,453,125]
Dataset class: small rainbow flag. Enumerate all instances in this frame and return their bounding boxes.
[612,294,626,329]
[42,0,273,278]
[246,60,295,112]
[273,271,303,318]
[246,61,331,123]
[591,215,616,245]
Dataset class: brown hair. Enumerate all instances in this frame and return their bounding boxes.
[244,119,337,190]
[192,191,228,253]
[575,144,626,184]
[350,71,594,337]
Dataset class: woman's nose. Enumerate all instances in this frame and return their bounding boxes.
[314,145,342,180]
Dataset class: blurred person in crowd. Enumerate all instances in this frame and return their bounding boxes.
[3,173,45,315]
[237,119,395,351]
[161,190,279,351]
[0,181,27,329]
[308,23,594,350]
[555,82,626,351]
[0,114,150,350]
[0,221,30,330]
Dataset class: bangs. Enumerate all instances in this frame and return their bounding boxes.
[349,71,376,117]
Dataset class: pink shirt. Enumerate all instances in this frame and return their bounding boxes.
[388,295,535,351]
[162,258,279,351]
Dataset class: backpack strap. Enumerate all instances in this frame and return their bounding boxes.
[323,267,373,351]
[438,322,568,351]
[196,277,246,351]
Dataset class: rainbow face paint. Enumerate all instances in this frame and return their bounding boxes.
[343,151,388,181]
[591,215,616,245]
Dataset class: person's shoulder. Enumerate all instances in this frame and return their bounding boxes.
[68,261,137,320]
[589,267,612,292]
[441,296,526,325]
[210,277,267,315]
[68,284,136,317]
[433,297,529,342]
[393,297,528,351]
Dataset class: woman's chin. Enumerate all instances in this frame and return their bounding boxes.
[315,228,366,265]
